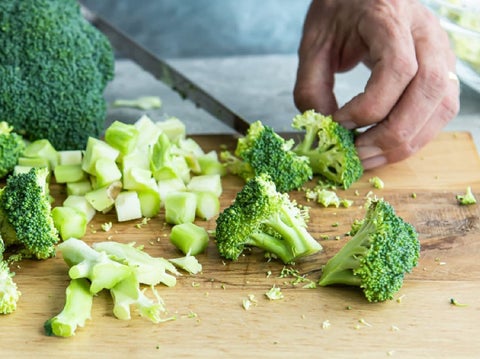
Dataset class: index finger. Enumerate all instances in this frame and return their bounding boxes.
[334,6,418,129]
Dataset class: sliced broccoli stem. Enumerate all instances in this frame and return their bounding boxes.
[249,208,321,263]
[318,219,376,286]
[44,278,93,337]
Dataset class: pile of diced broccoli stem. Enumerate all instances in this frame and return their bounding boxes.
[0,0,424,338]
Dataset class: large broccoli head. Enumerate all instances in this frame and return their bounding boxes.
[0,0,115,150]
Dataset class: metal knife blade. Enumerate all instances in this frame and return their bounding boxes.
[80,4,251,135]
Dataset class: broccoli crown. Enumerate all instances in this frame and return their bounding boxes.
[318,198,420,302]
[232,120,312,193]
[292,110,363,189]
[0,121,25,179]
[215,173,321,264]
[0,167,59,260]
[0,0,115,150]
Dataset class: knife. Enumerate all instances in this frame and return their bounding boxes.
[80,4,251,135]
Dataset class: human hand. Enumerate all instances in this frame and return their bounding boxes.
[294,0,460,169]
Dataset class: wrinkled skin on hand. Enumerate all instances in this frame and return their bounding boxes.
[294,0,460,169]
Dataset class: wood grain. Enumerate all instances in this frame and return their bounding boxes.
[1,131,480,358]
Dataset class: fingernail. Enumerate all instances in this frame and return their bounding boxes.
[362,155,387,170]
[338,120,357,130]
[356,146,384,160]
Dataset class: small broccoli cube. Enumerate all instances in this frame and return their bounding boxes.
[170,222,210,255]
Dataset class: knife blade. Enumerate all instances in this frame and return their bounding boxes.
[80,4,251,135]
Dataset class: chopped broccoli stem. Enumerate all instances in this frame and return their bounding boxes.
[137,188,161,218]
[156,117,186,143]
[169,254,203,274]
[57,238,133,294]
[52,206,87,240]
[164,192,197,225]
[84,181,122,213]
[114,191,143,222]
[94,158,122,188]
[187,174,223,197]
[193,191,220,221]
[105,120,139,156]
[92,241,179,287]
[44,278,93,337]
[170,222,210,256]
[66,180,93,196]
[58,150,83,166]
[110,273,169,323]
[112,96,162,110]
[82,137,119,176]
[53,164,87,184]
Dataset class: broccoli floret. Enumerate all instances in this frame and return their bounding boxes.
[456,187,477,205]
[215,173,322,264]
[0,167,59,260]
[292,110,363,189]
[0,245,21,314]
[318,198,420,302]
[0,0,115,150]
[44,278,93,337]
[0,121,25,179]
[222,120,312,193]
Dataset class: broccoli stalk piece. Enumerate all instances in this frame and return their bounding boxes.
[57,238,133,294]
[110,273,171,323]
[0,257,21,315]
[222,120,312,193]
[0,121,25,179]
[92,241,180,287]
[292,110,363,189]
[0,167,59,260]
[318,198,420,302]
[215,173,322,264]
[44,278,93,337]
[0,0,115,150]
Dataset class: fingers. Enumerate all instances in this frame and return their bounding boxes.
[357,76,459,169]
[294,37,339,115]
[293,1,339,115]
[334,3,418,129]
[353,7,459,169]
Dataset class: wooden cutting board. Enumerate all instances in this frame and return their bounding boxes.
[2,131,480,358]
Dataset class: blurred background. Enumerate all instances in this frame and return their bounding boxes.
[80,0,480,149]
[80,0,311,58]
